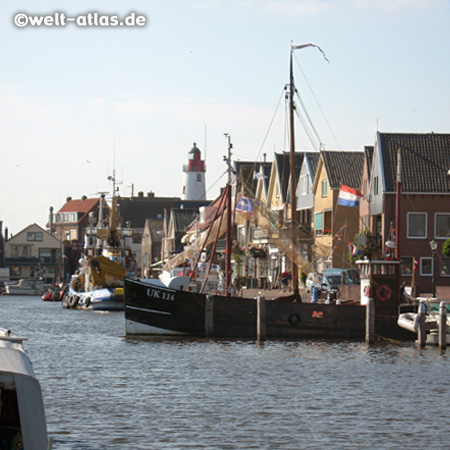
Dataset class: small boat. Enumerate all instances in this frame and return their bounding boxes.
[397,300,450,345]
[62,256,126,311]
[0,328,52,449]
[4,278,46,296]
[42,286,63,302]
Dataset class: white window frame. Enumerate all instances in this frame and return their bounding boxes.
[440,257,450,277]
[420,257,433,276]
[407,212,427,239]
[435,213,450,240]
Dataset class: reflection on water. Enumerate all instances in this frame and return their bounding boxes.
[2,296,450,449]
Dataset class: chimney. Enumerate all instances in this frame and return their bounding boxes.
[49,206,54,235]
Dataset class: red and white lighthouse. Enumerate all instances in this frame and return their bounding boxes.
[182,143,206,200]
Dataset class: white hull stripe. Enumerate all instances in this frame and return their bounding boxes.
[126,305,171,316]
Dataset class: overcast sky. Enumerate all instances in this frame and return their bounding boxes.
[1,0,449,235]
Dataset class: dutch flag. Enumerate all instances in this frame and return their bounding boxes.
[337,184,363,208]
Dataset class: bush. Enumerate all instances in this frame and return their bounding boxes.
[442,238,450,257]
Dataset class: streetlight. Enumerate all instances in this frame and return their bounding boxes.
[429,239,437,298]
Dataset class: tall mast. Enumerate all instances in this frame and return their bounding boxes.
[224,134,233,296]
[289,47,300,298]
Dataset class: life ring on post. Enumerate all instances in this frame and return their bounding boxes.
[376,285,392,302]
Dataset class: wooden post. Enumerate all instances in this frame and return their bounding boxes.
[257,296,266,341]
[439,301,447,350]
[365,298,375,344]
[417,300,427,347]
[205,295,214,337]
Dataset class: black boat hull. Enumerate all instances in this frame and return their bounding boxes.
[124,278,370,338]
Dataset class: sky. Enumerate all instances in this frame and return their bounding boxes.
[1,0,449,235]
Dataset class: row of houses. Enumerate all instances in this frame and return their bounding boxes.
[233,132,450,294]
[0,131,449,295]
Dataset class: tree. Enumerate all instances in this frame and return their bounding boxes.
[442,238,450,257]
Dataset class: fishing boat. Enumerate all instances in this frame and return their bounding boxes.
[62,192,131,311]
[4,278,46,296]
[0,328,52,449]
[124,44,407,339]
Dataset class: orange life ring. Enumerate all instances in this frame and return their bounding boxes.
[187,270,196,280]
[363,285,371,298]
[376,285,392,302]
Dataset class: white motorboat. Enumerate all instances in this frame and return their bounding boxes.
[4,278,46,296]
[0,328,52,449]
[397,300,450,345]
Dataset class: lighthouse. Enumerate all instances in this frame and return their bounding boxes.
[182,143,206,200]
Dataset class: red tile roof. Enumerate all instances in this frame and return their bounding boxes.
[58,198,100,214]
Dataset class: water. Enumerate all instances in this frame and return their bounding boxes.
[2,296,450,450]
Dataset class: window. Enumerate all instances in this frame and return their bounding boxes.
[300,175,309,195]
[182,186,186,194]
[400,256,413,276]
[196,174,202,182]
[407,212,427,238]
[441,258,450,277]
[39,248,52,263]
[321,180,327,197]
[435,213,450,239]
[315,212,323,235]
[27,232,43,241]
[420,257,433,276]
[373,176,379,196]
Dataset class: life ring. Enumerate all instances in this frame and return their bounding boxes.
[187,270,196,280]
[376,285,392,302]
[363,285,372,298]
[288,313,301,325]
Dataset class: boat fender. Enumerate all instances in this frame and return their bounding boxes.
[288,313,301,326]
[376,285,392,301]
[70,295,79,308]
[215,291,221,295]
[84,297,91,307]
[187,270,196,280]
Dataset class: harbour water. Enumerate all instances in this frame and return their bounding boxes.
[2,295,450,449]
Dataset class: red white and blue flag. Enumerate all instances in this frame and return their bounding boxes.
[337,184,363,208]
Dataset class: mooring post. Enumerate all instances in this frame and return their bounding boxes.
[205,295,214,337]
[439,301,447,350]
[365,297,375,345]
[417,300,427,347]
[257,296,266,341]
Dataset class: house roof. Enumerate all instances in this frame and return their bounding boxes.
[364,146,374,180]
[378,132,450,193]
[321,150,364,189]
[58,198,99,214]
[234,160,272,196]
[171,209,198,233]
[118,197,210,229]
[274,152,305,202]
[306,152,320,181]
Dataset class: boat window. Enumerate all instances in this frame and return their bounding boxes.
[0,388,22,447]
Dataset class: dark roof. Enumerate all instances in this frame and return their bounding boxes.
[118,196,211,229]
[321,150,364,189]
[364,146,374,180]
[234,160,272,196]
[305,152,320,181]
[171,209,198,233]
[274,152,305,202]
[378,133,450,193]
